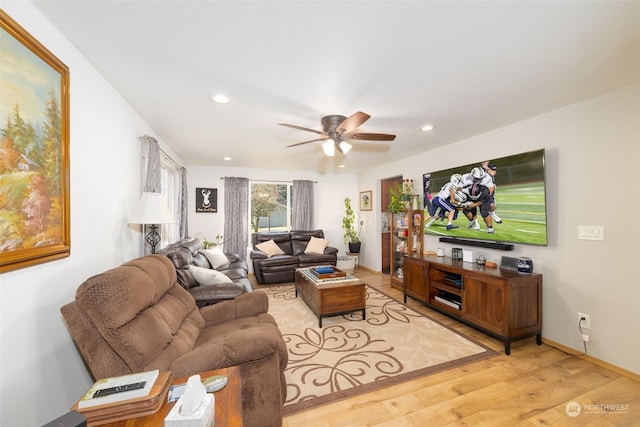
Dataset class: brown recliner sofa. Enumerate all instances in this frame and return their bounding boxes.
[158,238,252,306]
[250,230,338,284]
[60,255,287,427]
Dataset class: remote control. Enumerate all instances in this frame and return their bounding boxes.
[202,375,227,392]
[93,381,146,398]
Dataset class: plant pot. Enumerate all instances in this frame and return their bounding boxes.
[348,242,361,253]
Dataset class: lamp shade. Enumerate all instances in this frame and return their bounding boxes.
[129,192,175,225]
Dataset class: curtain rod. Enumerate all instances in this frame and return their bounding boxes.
[140,134,182,169]
[220,177,317,183]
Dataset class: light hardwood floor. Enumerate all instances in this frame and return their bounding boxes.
[271,269,640,426]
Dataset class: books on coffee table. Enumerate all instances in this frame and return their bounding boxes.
[309,266,347,280]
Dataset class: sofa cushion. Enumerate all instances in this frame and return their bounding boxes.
[256,239,285,257]
[304,236,329,254]
[189,265,234,285]
[201,247,230,269]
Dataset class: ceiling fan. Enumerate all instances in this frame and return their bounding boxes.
[279,111,396,156]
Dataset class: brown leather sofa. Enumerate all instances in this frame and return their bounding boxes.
[158,238,252,306]
[60,255,287,427]
[250,230,338,284]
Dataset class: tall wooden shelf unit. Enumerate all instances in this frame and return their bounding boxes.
[402,254,542,355]
[390,210,423,290]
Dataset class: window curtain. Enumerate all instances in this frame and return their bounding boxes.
[144,137,161,193]
[224,177,249,260]
[292,180,314,230]
[179,167,188,239]
[141,136,162,254]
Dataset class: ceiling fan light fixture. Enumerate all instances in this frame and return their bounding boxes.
[339,140,352,154]
[322,140,335,157]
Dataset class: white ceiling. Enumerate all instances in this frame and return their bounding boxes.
[32,1,640,173]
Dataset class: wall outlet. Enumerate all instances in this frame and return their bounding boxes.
[578,312,591,329]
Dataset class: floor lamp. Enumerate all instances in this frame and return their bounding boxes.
[129,192,175,254]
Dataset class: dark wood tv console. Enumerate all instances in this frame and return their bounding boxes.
[403,254,542,355]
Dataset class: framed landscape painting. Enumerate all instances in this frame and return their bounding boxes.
[0,11,70,273]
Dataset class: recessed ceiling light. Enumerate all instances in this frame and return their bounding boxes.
[223,157,231,161]
[421,124,434,132]
[210,93,230,104]
[338,164,345,168]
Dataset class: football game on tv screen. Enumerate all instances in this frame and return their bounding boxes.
[423,148,547,246]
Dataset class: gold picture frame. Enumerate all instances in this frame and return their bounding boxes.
[0,11,70,273]
[359,190,372,211]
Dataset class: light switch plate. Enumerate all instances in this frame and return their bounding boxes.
[578,225,604,241]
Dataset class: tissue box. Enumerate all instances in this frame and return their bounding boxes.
[462,250,476,263]
[165,393,215,427]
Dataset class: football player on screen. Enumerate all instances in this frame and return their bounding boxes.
[482,161,502,223]
[425,174,463,230]
[459,167,496,233]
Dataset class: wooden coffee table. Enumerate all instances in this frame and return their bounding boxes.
[295,268,366,327]
[98,366,242,426]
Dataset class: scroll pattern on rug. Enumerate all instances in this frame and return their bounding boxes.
[262,284,498,414]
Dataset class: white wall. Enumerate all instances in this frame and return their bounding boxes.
[1,3,637,426]
[187,165,359,262]
[0,2,167,425]
[358,84,640,374]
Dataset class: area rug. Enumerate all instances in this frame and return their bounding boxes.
[262,284,498,415]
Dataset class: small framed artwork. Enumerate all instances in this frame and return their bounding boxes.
[359,190,372,211]
[196,188,217,213]
[0,11,71,273]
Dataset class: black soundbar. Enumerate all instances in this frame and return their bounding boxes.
[439,237,515,251]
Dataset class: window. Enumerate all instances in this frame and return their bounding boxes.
[249,181,292,234]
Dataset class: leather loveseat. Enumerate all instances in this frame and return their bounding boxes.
[158,238,252,306]
[60,255,288,427]
[250,230,338,284]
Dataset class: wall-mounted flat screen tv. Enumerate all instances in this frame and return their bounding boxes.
[423,148,547,246]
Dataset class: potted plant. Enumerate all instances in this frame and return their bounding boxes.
[342,197,362,253]
[387,183,408,214]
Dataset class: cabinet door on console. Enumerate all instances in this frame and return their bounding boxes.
[404,257,428,301]
[463,276,508,335]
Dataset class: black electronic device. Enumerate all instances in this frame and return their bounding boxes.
[42,411,87,427]
[439,237,515,251]
[93,381,146,398]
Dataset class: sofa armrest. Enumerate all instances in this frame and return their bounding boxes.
[170,323,284,375]
[200,291,268,326]
[249,249,268,260]
[324,246,338,255]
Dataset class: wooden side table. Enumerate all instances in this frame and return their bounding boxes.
[98,366,242,427]
[346,252,360,270]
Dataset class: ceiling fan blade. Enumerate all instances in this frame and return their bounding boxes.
[336,111,371,133]
[286,137,328,147]
[343,132,396,141]
[279,123,326,135]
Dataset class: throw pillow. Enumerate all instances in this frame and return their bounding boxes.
[256,239,285,257]
[201,246,229,269]
[189,265,233,285]
[304,236,329,254]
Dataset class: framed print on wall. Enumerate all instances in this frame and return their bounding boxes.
[359,190,372,211]
[0,11,71,273]
[196,187,217,212]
